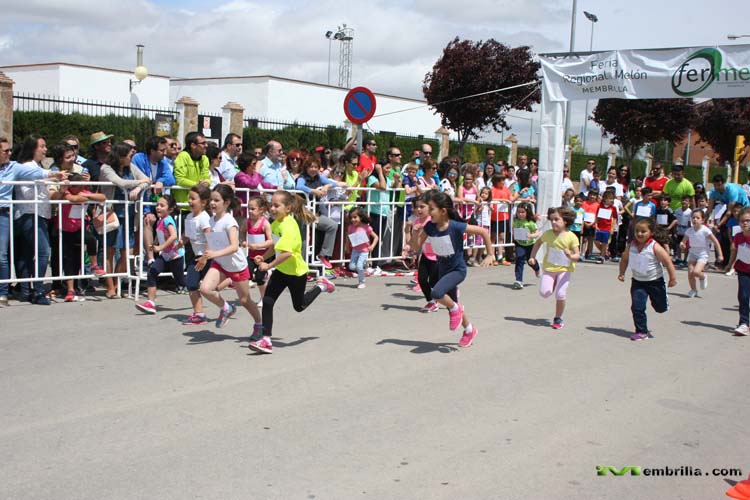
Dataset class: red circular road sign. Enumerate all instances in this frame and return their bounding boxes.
[343,86,377,124]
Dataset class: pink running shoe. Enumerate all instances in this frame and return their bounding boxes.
[136,300,156,314]
[420,301,439,313]
[412,283,422,293]
[182,313,207,325]
[248,337,273,354]
[448,303,464,331]
[459,326,478,348]
[318,255,333,269]
[317,277,336,293]
[91,264,106,277]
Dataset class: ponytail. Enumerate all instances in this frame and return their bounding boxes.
[274,190,317,225]
[213,184,241,215]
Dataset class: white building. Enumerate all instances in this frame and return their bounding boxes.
[1,62,445,138]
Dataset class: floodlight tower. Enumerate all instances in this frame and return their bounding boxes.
[334,24,354,89]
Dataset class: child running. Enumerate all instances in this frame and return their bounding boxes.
[511,201,540,289]
[412,192,493,348]
[617,217,677,340]
[725,207,750,336]
[180,185,212,325]
[245,196,273,304]
[344,206,378,289]
[403,193,439,312]
[198,184,262,334]
[136,195,186,314]
[528,207,581,330]
[248,190,336,354]
[681,209,723,298]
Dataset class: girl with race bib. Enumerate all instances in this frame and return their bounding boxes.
[245,196,273,304]
[528,207,581,330]
[198,185,262,335]
[248,190,336,354]
[344,206,378,289]
[725,207,750,336]
[617,217,677,341]
[511,202,540,289]
[403,194,439,312]
[412,192,493,348]
[136,195,186,315]
[180,185,212,325]
[680,209,723,298]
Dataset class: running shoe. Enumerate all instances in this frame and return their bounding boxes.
[687,289,698,298]
[182,313,207,325]
[630,332,650,341]
[248,337,273,354]
[420,301,439,313]
[448,303,464,330]
[357,283,366,289]
[136,300,157,314]
[91,264,106,277]
[551,317,564,330]
[318,255,333,269]
[412,283,422,293]
[732,324,750,336]
[317,277,336,293]
[459,325,478,348]
[216,303,236,328]
[512,281,523,290]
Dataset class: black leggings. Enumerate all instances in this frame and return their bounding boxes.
[147,255,186,288]
[62,230,97,277]
[417,255,439,302]
[261,270,322,337]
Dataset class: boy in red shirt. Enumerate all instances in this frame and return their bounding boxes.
[581,189,600,261]
[490,173,512,265]
[594,190,617,263]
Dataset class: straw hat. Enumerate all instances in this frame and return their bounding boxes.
[89,131,114,145]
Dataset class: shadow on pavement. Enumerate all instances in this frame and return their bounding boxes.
[182,330,246,344]
[504,316,549,327]
[586,326,632,339]
[376,338,458,354]
[274,336,319,348]
[681,320,730,333]
[488,282,519,290]
[381,303,422,312]
[668,292,696,299]
[391,292,422,301]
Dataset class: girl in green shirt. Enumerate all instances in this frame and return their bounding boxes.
[512,202,540,289]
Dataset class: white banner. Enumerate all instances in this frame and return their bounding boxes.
[541,44,750,101]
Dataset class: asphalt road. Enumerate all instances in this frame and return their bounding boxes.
[1,262,747,499]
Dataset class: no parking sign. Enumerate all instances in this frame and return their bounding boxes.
[343,87,377,125]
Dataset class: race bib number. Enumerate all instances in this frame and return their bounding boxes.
[629,252,649,274]
[738,244,750,264]
[348,230,369,247]
[206,231,230,251]
[583,212,596,223]
[732,226,742,237]
[68,204,83,219]
[575,213,583,225]
[656,214,668,225]
[547,248,570,267]
[428,235,455,256]
[713,204,727,221]
[465,193,477,201]
[247,234,266,245]
[597,208,612,219]
[513,228,529,241]
[636,205,652,217]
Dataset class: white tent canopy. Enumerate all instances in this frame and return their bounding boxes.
[537,44,750,215]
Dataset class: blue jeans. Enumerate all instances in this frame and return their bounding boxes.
[0,212,10,296]
[514,243,539,282]
[14,214,51,298]
[630,277,668,333]
[737,271,750,326]
[349,249,369,284]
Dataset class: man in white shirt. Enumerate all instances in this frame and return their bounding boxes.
[580,159,595,195]
[601,166,624,200]
[218,133,242,182]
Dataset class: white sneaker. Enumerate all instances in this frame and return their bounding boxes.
[687,289,698,298]
[732,324,750,336]
[373,266,382,276]
[357,283,366,289]
[726,269,736,276]
[700,275,708,290]
[256,299,263,307]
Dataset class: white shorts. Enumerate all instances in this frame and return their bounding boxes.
[688,250,709,264]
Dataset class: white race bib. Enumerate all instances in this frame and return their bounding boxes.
[656,214,668,225]
[583,212,596,223]
[629,252,649,274]
[636,205,652,217]
[713,204,727,221]
[575,213,584,224]
[597,208,612,219]
[247,234,266,245]
[688,234,705,250]
[513,228,529,241]
[547,248,570,267]
[733,226,742,237]
[428,235,455,256]
[68,204,83,219]
[738,244,750,264]
[465,193,477,201]
[348,229,369,247]
[206,231,230,251]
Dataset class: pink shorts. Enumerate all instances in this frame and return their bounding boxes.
[211,261,250,283]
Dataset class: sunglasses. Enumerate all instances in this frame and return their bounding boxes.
[324,150,331,154]
[587,161,595,164]
[422,151,432,156]
[390,153,402,157]
[195,141,207,146]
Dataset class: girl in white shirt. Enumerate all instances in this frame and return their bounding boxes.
[680,209,723,298]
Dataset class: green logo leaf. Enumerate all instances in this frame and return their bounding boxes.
[671,48,722,97]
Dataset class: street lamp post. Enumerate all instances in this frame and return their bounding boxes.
[325,31,333,85]
[562,0,577,157]
[581,11,598,154]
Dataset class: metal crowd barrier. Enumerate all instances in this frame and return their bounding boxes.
[1,180,521,301]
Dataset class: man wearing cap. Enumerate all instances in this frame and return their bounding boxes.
[82,131,114,182]
[0,137,66,306]
[174,132,210,210]
[662,165,695,211]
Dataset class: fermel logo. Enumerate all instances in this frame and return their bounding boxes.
[671,48,722,97]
